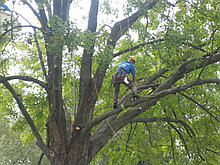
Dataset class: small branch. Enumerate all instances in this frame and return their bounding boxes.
[37,153,44,165]
[144,78,220,102]
[206,148,220,155]
[33,29,48,82]
[125,123,133,151]
[0,25,39,40]
[113,38,164,57]
[168,126,176,162]
[131,117,192,158]
[168,122,191,159]
[197,56,211,80]
[182,42,206,52]
[132,117,195,137]
[82,107,123,136]
[143,122,153,145]
[179,92,220,123]
[140,67,168,86]
[185,0,210,18]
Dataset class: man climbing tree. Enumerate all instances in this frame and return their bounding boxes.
[112,56,137,108]
[0,4,10,12]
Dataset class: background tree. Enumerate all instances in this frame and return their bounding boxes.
[0,0,219,164]
[0,117,50,164]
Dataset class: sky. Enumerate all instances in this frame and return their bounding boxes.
[3,0,126,31]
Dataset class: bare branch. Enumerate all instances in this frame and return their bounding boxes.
[0,75,47,91]
[113,38,164,57]
[0,25,39,40]
[33,29,48,82]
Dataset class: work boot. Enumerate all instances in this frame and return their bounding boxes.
[113,101,118,109]
[133,93,140,100]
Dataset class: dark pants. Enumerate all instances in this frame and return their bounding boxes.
[112,72,133,103]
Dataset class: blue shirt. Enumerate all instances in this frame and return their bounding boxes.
[1,4,10,12]
[117,61,136,75]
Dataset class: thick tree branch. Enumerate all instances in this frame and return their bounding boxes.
[0,75,47,90]
[153,53,220,93]
[75,0,99,129]
[2,80,51,161]
[35,0,48,27]
[140,78,220,102]
[109,0,159,45]
[87,77,220,136]
[90,78,219,158]
[61,0,72,21]
[21,0,47,27]
[53,0,61,17]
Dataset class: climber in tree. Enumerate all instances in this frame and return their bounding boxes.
[112,56,137,109]
[1,4,10,12]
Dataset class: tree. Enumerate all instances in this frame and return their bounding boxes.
[0,117,50,165]
[0,0,219,164]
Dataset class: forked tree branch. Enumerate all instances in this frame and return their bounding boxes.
[90,54,220,143]
[20,0,45,26]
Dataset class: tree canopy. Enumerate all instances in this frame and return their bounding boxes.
[0,0,219,164]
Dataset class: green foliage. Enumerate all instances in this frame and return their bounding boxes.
[0,0,219,164]
[91,0,220,164]
[0,117,50,165]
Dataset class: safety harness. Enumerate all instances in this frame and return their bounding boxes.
[112,69,129,84]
